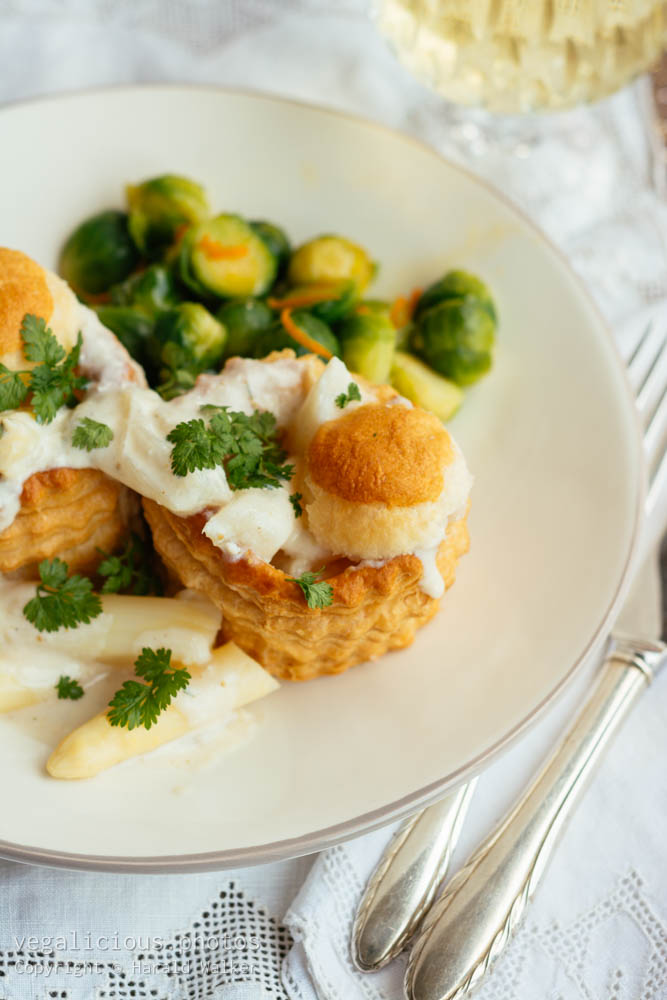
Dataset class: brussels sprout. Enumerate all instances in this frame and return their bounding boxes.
[59,210,139,296]
[126,175,210,259]
[411,296,495,386]
[217,298,274,359]
[337,310,396,384]
[155,342,198,400]
[179,215,277,299]
[95,306,154,366]
[288,235,374,294]
[250,220,291,276]
[390,351,463,421]
[415,270,497,323]
[110,265,181,315]
[356,299,392,318]
[268,281,357,324]
[253,309,340,360]
[153,303,227,371]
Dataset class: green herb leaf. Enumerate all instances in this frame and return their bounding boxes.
[107,647,191,730]
[23,557,103,633]
[97,533,162,596]
[72,416,114,451]
[335,382,361,409]
[156,369,197,401]
[0,365,28,412]
[20,314,66,366]
[290,492,303,518]
[288,567,334,609]
[56,675,84,701]
[28,331,88,424]
[155,342,198,401]
[39,557,69,589]
[167,406,293,489]
[167,417,226,476]
[0,317,88,422]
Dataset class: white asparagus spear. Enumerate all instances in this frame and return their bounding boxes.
[0,592,221,713]
[46,642,279,779]
[0,586,220,662]
[0,645,90,713]
[0,674,49,712]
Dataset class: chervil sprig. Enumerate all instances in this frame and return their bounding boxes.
[23,558,102,633]
[166,417,225,475]
[72,416,114,451]
[288,567,334,610]
[0,366,29,411]
[107,647,190,730]
[167,406,293,490]
[21,315,67,366]
[0,315,88,423]
[97,533,162,596]
[290,492,303,518]
[335,382,361,409]
[56,675,84,701]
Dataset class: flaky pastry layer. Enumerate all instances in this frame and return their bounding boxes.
[0,468,138,577]
[143,496,469,681]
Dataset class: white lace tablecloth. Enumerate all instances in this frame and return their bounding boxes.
[1,3,667,1000]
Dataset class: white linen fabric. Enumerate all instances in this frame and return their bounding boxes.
[0,3,666,999]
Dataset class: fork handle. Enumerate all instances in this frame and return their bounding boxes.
[405,636,667,1000]
[352,780,477,971]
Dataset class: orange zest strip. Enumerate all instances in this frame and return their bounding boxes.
[197,235,249,261]
[408,287,423,316]
[268,287,335,310]
[355,304,371,315]
[390,295,409,329]
[280,308,333,360]
[390,287,422,328]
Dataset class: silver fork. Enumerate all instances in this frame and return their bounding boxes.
[352,306,667,979]
[404,309,667,1000]
[627,314,667,533]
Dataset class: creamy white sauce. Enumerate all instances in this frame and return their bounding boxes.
[2,647,89,690]
[0,297,471,595]
[0,577,112,659]
[203,481,296,563]
[290,355,376,453]
[279,518,332,577]
[413,545,445,599]
[0,574,113,689]
[146,709,257,772]
[175,664,240,727]
[77,307,145,390]
[0,304,310,534]
[0,576,219,692]
[409,444,472,596]
[352,558,389,570]
[351,535,449,599]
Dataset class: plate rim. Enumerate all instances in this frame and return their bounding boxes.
[0,82,645,872]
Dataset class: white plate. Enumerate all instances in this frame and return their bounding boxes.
[0,86,642,871]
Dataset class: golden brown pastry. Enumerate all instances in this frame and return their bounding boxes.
[143,497,468,681]
[0,247,140,575]
[0,467,138,577]
[143,356,471,681]
[305,403,459,560]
